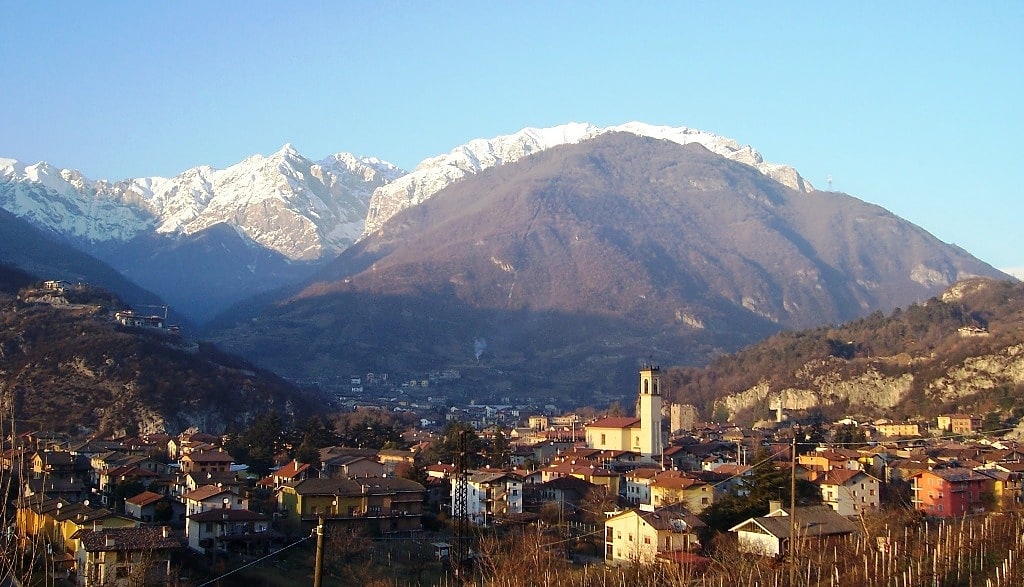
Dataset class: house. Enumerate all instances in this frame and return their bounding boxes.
[540,462,621,497]
[451,471,523,526]
[604,504,705,565]
[55,508,137,566]
[975,466,1023,510]
[21,476,91,503]
[529,476,599,517]
[937,414,983,435]
[815,469,881,516]
[32,450,78,480]
[181,485,247,517]
[584,365,664,462]
[179,448,234,475]
[277,476,425,535]
[649,473,714,514]
[321,454,384,478]
[377,449,417,475]
[178,470,245,495]
[622,468,660,505]
[911,467,993,517]
[730,503,859,557]
[186,508,271,556]
[124,491,166,523]
[257,459,314,490]
[873,422,921,438]
[72,526,179,586]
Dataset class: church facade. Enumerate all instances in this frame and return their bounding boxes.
[585,365,664,462]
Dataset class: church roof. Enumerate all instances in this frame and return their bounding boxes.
[587,417,641,430]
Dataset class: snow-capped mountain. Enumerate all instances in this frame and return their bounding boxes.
[0,146,403,261]
[362,122,812,237]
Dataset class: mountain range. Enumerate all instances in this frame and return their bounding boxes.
[0,122,1010,402]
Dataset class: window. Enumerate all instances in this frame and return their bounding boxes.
[600,434,606,445]
[628,533,633,542]
[644,536,651,544]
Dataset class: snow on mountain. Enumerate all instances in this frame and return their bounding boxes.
[2,121,809,259]
[0,147,404,260]
[362,122,813,237]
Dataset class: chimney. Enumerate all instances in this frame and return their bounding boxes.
[162,526,170,539]
[92,519,103,532]
[769,499,783,513]
[105,534,116,548]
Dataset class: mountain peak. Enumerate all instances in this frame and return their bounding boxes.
[362,121,812,237]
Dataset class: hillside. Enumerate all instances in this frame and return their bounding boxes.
[0,209,183,323]
[207,133,1004,402]
[0,280,322,436]
[665,277,1024,424]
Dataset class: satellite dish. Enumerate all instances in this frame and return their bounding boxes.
[84,499,90,506]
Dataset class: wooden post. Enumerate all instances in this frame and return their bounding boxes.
[313,514,325,587]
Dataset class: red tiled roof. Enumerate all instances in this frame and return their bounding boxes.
[125,491,164,507]
[587,417,641,429]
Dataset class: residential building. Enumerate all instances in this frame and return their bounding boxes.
[179,448,234,475]
[72,526,179,586]
[622,468,659,505]
[649,473,714,514]
[186,508,271,555]
[124,491,165,523]
[937,414,983,435]
[604,504,705,565]
[911,467,993,517]
[277,477,425,535]
[730,503,859,557]
[816,469,881,516]
[451,471,523,526]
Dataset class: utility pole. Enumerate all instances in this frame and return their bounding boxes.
[313,514,325,587]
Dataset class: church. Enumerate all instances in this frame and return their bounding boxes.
[584,364,664,463]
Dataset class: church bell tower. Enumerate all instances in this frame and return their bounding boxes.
[637,363,663,461]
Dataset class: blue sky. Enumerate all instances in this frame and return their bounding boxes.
[2,2,1021,271]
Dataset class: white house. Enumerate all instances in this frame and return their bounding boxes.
[451,471,523,526]
[604,504,705,565]
[816,469,881,516]
[186,509,270,555]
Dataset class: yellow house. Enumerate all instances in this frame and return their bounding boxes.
[649,475,714,514]
[604,504,705,565]
[977,466,1023,510]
